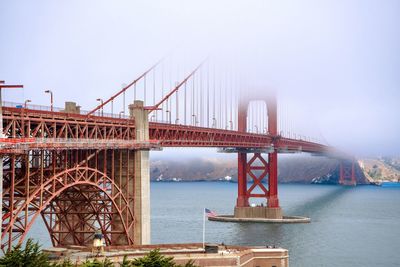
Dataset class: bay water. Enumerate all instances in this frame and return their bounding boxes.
[29,182,400,266]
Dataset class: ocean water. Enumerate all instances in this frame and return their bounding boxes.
[151,182,400,267]
[28,182,400,266]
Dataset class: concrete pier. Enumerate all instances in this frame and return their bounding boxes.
[130,101,151,245]
[234,206,283,219]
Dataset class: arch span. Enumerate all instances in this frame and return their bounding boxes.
[1,167,135,251]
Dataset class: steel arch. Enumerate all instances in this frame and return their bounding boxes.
[1,167,135,251]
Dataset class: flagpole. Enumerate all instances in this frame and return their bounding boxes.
[202,208,206,250]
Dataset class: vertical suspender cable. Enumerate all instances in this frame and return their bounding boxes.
[123,90,126,116]
[192,73,195,125]
[153,68,156,121]
[134,83,137,101]
[184,83,187,125]
[213,63,216,128]
[161,61,164,122]
[225,71,228,129]
[220,74,222,129]
[230,71,233,130]
[200,67,203,127]
[144,75,146,105]
[207,62,210,128]
[176,88,179,124]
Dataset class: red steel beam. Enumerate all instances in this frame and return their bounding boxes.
[1,106,331,152]
[0,85,24,89]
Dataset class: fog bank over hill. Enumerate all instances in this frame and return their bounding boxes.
[150,154,367,184]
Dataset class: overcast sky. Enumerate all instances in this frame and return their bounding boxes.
[1,0,399,157]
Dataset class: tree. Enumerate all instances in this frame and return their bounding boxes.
[130,249,176,267]
[121,256,131,267]
[126,249,198,267]
[79,258,113,267]
[0,239,50,267]
[51,258,75,267]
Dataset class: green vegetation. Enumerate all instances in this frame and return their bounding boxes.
[0,239,51,267]
[368,164,382,179]
[122,249,198,267]
[0,239,198,267]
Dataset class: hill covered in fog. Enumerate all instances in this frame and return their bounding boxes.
[150,155,368,184]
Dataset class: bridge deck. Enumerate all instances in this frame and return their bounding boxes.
[1,106,329,153]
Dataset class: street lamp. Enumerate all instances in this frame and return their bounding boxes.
[192,114,197,126]
[166,110,171,123]
[254,125,258,133]
[212,117,217,128]
[44,90,53,112]
[119,111,124,119]
[24,99,31,109]
[96,98,104,116]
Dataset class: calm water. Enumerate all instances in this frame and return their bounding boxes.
[151,183,400,267]
[30,183,400,266]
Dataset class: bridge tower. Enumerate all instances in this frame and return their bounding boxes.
[234,93,282,219]
[339,160,357,186]
[129,100,151,244]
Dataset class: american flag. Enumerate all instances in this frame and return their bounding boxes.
[205,208,217,217]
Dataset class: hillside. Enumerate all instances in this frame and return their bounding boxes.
[359,157,400,182]
[150,155,368,184]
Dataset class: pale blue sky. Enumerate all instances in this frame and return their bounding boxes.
[1,0,399,156]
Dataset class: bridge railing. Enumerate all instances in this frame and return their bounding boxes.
[2,101,130,119]
[0,137,160,152]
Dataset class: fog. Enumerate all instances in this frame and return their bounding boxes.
[1,0,399,157]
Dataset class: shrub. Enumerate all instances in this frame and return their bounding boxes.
[124,249,198,267]
[0,239,50,267]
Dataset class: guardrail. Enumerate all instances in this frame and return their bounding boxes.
[0,138,160,153]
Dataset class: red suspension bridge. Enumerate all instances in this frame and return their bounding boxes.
[0,60,360,251]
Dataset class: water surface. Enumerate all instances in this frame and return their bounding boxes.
[151,182,400,267]
[29,182,400,266]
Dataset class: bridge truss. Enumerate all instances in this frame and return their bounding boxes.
[0,59,357,251]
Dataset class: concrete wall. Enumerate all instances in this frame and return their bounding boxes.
[234,206,283,219]
[130,101,151,245]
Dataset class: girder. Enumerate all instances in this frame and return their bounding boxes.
[1,106,330,152]
[1,150,135,252]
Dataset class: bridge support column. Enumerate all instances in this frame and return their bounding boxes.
[236,152,249,207]
[234,151,282,219]
[339,160,357,186]
[268,151,279,208]
[234,92,282,219]
[130,101,151,245]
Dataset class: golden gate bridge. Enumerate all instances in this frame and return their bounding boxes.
[0,58,360,252]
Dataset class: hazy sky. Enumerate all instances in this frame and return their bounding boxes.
[1,0,399,157]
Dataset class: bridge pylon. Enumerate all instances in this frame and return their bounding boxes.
[234,92,282,219]
[129,100,151,245]
[339,160,357,186]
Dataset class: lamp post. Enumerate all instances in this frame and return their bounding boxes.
[44,90,53,112]
[166,110,171,123]
[96,98,104,116]
[119,111,124,119]
[24,99,31,109]
[254,125,258,133]
[192,114,197,126]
